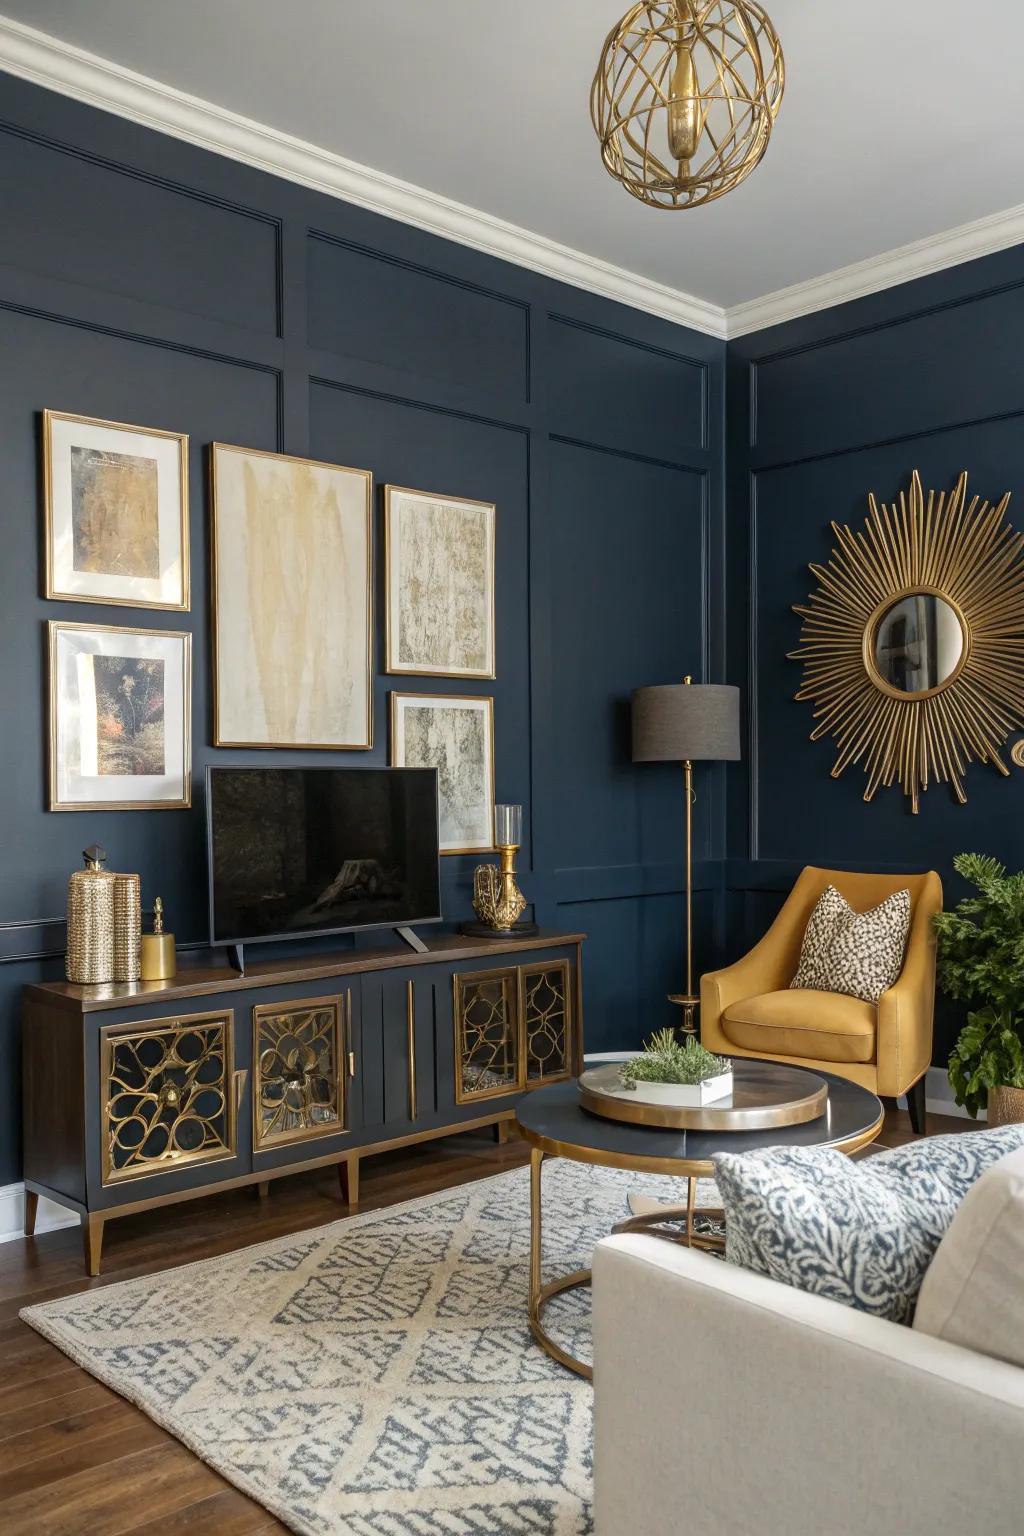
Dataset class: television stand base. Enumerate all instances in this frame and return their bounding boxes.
[394,925,428,954]
[227,942,245,975]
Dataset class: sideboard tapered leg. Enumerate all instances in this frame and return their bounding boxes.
[24,1190,38,1237]
[339,1154,359,1209]
[82,1213,104,1277]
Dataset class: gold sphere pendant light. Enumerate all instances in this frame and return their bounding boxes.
[591,0,785,209]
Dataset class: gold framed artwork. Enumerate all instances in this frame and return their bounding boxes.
[384,485,496,678]
[211,444,373,749]
[390,692,495,855]
[48,620,192,811]
[43,410,189,610]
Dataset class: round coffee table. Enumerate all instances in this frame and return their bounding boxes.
[515,1061,884,1379]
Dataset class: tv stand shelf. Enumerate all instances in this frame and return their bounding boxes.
[22,929,585,1274]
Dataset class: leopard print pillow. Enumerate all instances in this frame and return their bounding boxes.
[790,884,911,1004]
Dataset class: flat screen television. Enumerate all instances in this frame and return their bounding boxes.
[206,766,441,948]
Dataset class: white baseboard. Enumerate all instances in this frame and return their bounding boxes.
[0,1183,79,1245]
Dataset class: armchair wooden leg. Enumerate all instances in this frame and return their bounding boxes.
[906,1075,927,1137]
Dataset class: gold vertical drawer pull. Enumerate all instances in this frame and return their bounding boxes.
[406,979,418,1120]
[233,1068,248,1113]
[346,990,356,1077]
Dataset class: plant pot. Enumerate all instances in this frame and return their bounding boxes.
[987,1085,1024,1127]
[623,1071,734,1108]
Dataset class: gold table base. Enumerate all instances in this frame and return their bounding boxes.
[527,1147,725,1381]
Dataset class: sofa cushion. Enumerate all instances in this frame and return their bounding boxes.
[791,883,911,1004]
[722,989,875,1064]
[913,1145,1024,1368]
[713,1125,1024,1324]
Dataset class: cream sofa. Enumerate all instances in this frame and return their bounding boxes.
[592,1148,1024,1536]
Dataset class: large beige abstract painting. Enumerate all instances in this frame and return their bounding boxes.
[212,445,372,748]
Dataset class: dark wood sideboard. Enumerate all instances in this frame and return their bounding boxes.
[23,929,584,1274]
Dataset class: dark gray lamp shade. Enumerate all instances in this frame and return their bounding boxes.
[632,683,741,763]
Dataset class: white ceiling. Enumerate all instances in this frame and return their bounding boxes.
[2,0,1024,321]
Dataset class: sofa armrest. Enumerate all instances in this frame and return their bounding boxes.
[593,1234,1024,1536]
[876,868,942,1096]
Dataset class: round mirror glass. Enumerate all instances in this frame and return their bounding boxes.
[872,592,964,695]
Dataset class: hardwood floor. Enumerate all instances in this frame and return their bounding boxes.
[0,1110,968,1534]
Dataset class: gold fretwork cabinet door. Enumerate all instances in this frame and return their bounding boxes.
[453,967,522,1104]
[252,994,347,1151]
[520,959,573,1086]
[101,1010,238,1186]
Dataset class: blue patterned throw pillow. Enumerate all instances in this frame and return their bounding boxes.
[713,1126,1024,1323]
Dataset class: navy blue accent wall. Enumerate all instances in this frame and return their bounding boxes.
[0,73,726,1185]
[726,247,1024,1061]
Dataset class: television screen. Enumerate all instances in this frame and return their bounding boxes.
[207,766,441,945]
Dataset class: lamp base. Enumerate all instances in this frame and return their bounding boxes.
[668,993,699,1036]
[460,920,540,939]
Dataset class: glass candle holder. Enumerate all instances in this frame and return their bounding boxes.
[494,803,522,848]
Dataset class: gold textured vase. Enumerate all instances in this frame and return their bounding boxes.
[65,846,116,984]
[987,1085,1024,1127]
[112,872,141,983]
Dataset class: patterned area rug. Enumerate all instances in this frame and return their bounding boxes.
[22,1161,715,1536]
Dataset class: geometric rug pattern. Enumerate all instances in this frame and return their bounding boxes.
[22,1161,713,1535]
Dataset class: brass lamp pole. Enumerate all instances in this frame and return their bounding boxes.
[632,677,741,1036]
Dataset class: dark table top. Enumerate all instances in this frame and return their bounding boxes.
[516,1064,884,1175]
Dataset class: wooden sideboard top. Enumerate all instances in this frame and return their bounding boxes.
[24,929,586,1014]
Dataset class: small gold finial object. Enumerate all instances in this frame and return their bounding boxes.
[140,895,177,981]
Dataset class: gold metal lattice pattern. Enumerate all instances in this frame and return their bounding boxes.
[455,971,520,1102]
[102,1013,234,1184]
[523,963,571,1084]
[253,999,344,1150]
[790,469,1024,812]
[591,0,784,210]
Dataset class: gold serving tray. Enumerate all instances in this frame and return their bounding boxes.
[578,1060,829,1132]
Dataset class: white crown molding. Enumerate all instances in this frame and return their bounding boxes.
[725,202,1024,339]
[2,13,1023,344]
[0,14,727,339]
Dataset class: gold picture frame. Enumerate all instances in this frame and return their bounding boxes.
[43,409,190,611]
[790,469,1024,811]
[384,484,496,679]
[210,443,374,750]
[390,691,496,855]
[48,619,192,811]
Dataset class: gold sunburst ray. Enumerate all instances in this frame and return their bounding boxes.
[789,469,1024,811]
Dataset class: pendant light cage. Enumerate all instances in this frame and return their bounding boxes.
[591,0,784,209]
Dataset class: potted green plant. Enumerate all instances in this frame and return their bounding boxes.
[618,1030,733,1107]
[934,852,1024,1123]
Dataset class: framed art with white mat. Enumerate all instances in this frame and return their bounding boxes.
[43,410,189,611]
[390,692,494,854]
[48,620,191,810]
[384,485,495,678]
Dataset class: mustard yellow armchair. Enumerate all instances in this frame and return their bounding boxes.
[701,866,942,1132]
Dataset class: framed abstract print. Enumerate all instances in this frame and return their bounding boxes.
[43,410,189,610]
[384,486,496,678]
[48,621,192,811]
[390,692,495,854]
[211,444,373,749]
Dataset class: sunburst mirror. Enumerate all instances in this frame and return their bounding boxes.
[790,469,1024,812]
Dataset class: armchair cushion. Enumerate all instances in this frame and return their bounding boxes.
[713,1125,1024,1324]
[791,883,911,1004]
[722,988,875,1064]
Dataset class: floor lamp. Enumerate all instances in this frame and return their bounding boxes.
[632,677,741,1037]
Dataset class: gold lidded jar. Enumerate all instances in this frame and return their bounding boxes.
[65,845,116,984]
[112,871,141,983]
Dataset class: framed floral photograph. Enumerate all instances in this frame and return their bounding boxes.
[48,621,192,811]
[43,410,190,610]
[384,486,495,678]
[390,692,494,854]
[211,444,373,749]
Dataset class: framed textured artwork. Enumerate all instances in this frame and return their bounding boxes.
[48,620,192,811]
[211,444,373,749]
[384,485,496,678]
[390,692,494,854]
[43,410,189,610]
